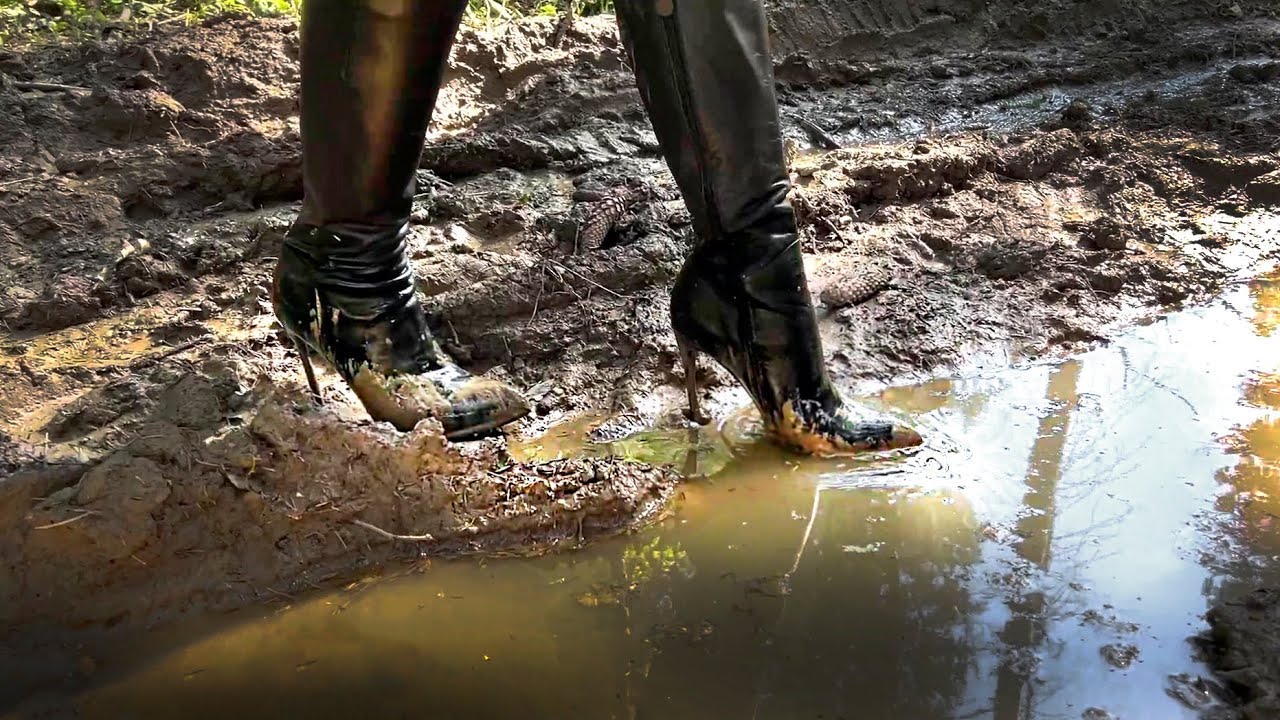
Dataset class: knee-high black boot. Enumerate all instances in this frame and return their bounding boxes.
[614,0,921,455]
[272,0,530,440]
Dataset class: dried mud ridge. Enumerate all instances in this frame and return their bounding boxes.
[1,0,1279,710]
[1,355,678,632]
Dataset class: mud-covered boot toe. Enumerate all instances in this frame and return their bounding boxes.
[272,241,530,439]
[773,400,923,456]
[425,366,532,440]
[347,368,453,433]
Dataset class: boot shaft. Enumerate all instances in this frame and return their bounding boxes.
[614,0,796,252]
[296,0,468,232]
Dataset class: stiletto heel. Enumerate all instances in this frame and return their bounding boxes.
[617,0,924,456]
[293,337,322,402]
[272,245,530,436]
[270,0,528,439]
[677,338,711,425]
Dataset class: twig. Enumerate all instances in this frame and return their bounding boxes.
[785,484,822,579]
[33,511,97,530]
[15,81,89,93]
[546,259,627,298]
[794,116,840,150]
[127,337,204,370]
[528,263,546,327]
[0,175,42,189]
[351,518,435,542]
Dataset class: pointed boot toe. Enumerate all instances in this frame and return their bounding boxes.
[773,400,923,456]
[434,372,533,441]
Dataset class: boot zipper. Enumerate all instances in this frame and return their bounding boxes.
[659,6,723,240]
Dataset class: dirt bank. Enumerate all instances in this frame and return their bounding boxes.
[2,0,1280,709]
[1197,588,1280,719]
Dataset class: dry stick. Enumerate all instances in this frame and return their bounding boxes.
[546,259,627,299]
[351,518,435,543]
[0,176,42,189]
[33,511,97,530]
[784,483,822,581]
[127,337,205,370]
[528,263,547,327]
[15,81,89,93]
[794,116,840,150]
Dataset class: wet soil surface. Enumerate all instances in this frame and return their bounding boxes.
[2,0,1280,713]
[6,254,1280,720]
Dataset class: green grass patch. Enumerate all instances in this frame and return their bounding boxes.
[1,0,615,44]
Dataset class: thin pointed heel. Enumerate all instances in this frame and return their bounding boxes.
[677,336,711,426]
[292,337,322,402]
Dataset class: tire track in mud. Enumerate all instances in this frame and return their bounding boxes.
[766,0,949,57]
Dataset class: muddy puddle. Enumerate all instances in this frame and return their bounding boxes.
[785,54,1279,150]
[8,214,1275,719]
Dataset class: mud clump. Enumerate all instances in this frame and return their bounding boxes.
[1,353,679,634]
[1100,642,1140,669]
[1246,170,1280,206]
[1198,588,1280,719]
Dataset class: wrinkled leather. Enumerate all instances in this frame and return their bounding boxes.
[616,0,916,451]
[273,0,531,439]
[286,0,469,320]
[615,0,792,244]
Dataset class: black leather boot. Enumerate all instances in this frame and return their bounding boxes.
[274,0,530,440]
[614,0,921,455]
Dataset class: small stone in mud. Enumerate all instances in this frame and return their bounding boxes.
[1060,99,1094,128]
[1100,643,1139,669]
[1081,708,1114,720]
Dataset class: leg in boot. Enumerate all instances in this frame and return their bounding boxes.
[614,0,921,455]
[273,0,530,440]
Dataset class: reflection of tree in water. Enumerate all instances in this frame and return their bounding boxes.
[611,473,983,719]
[992,360,1081,720]
[762,487,983,720]
[1247,268,1280,338]
[880,377,991,423]
[1216,370,1280,559]
[1213,269,1280,572]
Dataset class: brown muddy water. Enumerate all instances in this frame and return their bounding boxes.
[13,219,1280,719]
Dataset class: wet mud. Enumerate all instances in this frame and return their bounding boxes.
[2,0,1280,713]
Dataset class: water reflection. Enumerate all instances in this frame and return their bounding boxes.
[612,468,982,719]
[994,361,1081,720]
[1215,269,1280,570]
[19,238,1280,720]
